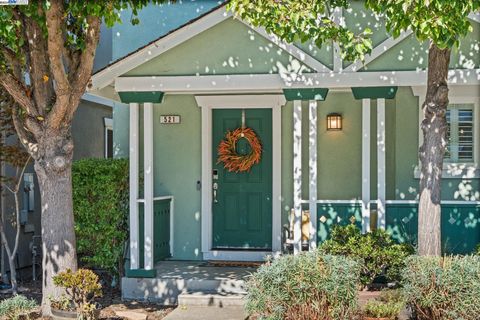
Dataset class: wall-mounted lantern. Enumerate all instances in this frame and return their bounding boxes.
[327,113,342,131]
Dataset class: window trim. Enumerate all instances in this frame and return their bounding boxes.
[444,103,475,164]
[412,86,480,179]
[104,117,113,159]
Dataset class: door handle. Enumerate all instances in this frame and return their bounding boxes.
[213,182,219,203]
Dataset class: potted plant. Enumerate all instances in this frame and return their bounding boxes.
[363,300,403,320]
[50,269,102,320]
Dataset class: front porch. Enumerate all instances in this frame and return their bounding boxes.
[122,260,254,304]
[124,85,480,277]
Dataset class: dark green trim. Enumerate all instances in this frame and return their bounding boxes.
[283,88,329,101]
[125,268,157,278]
[119,91,164,103]
[351,87,398,100]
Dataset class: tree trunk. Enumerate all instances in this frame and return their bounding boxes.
[34,130,77,314]
[7,256,17,294]
[418,43,451,256]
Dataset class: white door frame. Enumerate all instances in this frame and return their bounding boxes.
[195,94,285,261]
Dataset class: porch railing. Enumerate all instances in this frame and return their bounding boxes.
[309,200,480,255]
[137,196,173,268]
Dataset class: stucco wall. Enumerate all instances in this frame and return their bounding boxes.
[125,18,311,77]
[113,0,222,62]
[72,101,113,160]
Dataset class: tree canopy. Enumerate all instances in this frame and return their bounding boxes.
[0,1,168,154]
[228,0,480,61]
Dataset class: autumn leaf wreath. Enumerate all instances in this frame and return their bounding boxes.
[217,127,262,172]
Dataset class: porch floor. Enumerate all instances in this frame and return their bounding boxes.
[154,260,256,281]
[122,260,257,304]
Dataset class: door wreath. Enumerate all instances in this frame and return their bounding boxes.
[217,127,262,172]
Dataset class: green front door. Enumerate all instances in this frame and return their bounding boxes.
[212,109,272,250]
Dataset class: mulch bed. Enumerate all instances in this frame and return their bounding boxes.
[0,280,174,320]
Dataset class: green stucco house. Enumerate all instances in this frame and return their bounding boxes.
[88,1,480,301]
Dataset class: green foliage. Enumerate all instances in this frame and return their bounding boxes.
[366,0,480,49]
[402,255,480,320]
[228,0,480,63]
[377,289,405,305]
[72,158,129,275]
[363,300,402,319]
[52,269,102,319]
[245,252,360,320]
[0,1,169,61]
[49,295,74,312]
[227,0,373,62]
[363,289,405,319]
[318,225,414,287]
[0,295,37,320]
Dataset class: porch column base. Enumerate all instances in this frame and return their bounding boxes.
[125,268,157,278]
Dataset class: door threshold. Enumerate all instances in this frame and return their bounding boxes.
[203,250,274,262]
[212,248,272,252]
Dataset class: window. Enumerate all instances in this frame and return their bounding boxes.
[104,118,113,159]
[445,104,474,163]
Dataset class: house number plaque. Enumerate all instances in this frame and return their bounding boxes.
[160,115,181,124]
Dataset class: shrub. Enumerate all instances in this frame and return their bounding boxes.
[363,290,405,320]
[402,255,480,320]
[72,158,129,276]
[0,295,37,320]
[318,224,414,286]
[363,300,403,320]
[52,269,102,319]
[245,252,360,320]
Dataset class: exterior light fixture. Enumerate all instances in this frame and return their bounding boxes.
[327,113,342,131]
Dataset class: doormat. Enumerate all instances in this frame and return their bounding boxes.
[202,260,263,268]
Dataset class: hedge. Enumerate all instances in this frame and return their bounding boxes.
[72,158,129,276]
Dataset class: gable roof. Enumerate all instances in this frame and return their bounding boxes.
[91,3,227,90]
[90,3,333,91]
[90,6,480,92]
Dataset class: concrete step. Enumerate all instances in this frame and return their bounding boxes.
[163,306,246,320]
[177,292,245,307]
[121,277,246,304]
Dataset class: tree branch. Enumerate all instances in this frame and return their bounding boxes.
[45,0,70,96]
[68,15,101,120]
[11,156,31,259]
[24,3,54,116]
[0,72,39,117]
[11,109,37,156]
[48,15,101,128]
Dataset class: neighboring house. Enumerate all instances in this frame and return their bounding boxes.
[0,31,115,282]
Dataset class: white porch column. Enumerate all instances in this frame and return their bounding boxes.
[143,102,155,269]
[200,105,212,254]
[272,105,282,254]
[293,100,302,254]
[377,98,386,229]
[308,100,317,249]
[362,98,371,233]
[129,103,140,269]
